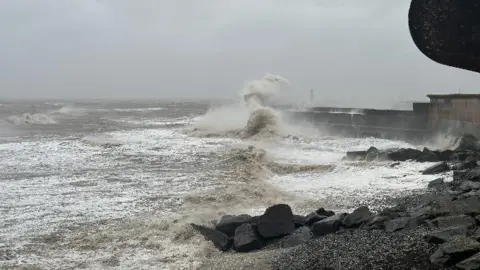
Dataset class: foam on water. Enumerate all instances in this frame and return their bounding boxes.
[0,76,453,269]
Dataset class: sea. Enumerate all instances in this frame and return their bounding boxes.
[0,76,450,269]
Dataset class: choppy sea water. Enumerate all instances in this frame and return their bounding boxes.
[0,100,448,269]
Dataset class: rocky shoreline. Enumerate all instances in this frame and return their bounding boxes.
[192,134,480,269]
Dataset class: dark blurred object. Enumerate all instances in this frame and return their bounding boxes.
[408,0,480,73]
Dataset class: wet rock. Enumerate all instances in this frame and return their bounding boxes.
[305,212,327,226]
[431,215,476,230]
[431,236,480,266]
[435,149,455,161]
[428,178,445,189]
[422,161,449,175]
[311,214,345,236]
[364,215,389,230]
[387,148,422,161]
[463,196,480,216]
[459,181,480,193]
[384,217,409,232]
[190,223,232,251]
[233,223,263,252]
[215,214,252,236]
[379,207,405,219]
[365,147,380,161]
[315,207,335,217]
[390,162,401,168]
[342,206,373,228]
[465,167,480,182]
[452,157,478,171]
[455,134,479,152]
[257,204,295,239]
[454,170,471,182]
[469,229,480,241]
[424,226,469,244]
[345,150,367,161]
[280,227,312,248]
[293,215,307,228]
[417,147,440,162]
[456,252,480,270]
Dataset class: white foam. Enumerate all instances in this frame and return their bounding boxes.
[6,113,56,125]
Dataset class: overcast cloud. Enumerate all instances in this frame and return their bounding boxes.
[0,0,479,108]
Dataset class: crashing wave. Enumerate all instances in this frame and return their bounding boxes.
[186,74,289,139]
[7,113,56,125]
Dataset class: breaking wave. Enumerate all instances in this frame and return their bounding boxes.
[185,73,320,140]
[7,113,56,125]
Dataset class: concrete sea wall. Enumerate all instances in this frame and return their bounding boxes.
[281,107,432,142]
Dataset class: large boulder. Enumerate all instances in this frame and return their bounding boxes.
[190,223,232,251]
[305,212,327,226]
[456,252,480,270]
[430,236,480,266]
[424,226,469,244]
[215,214,252,236]
[455,134,480,152]
[234,223,263,252]
[257,204,295,239]
[431,215,476,230]
[311,214,345,236]
[387,148,422,161]
[417,147,440,162]
[341,206,373,228]
[280,227,312,248]
[422,162,450,175]
[384,217,409,232]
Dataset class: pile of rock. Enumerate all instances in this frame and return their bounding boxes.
[191,134,480,268]
[346,134,479,161]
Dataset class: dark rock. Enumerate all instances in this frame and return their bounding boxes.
[379,207,405,219]
[345,150,367,161]
[432,215,476,230]
[293,215,307,228]
[454,170,470,182]
[428,178,445,189]
[365,147,380,161]
[424,226,469,244]
[342,206,373,228]
[305,212,327,226]
[384,217,409,232]
[281,227,312,248]
[390,162,401,168]
[430,248,449,265]
[459,181,480,193]
[463,196,480,216]
[469,229,480,241]
[387,148,422,161]
[417,147,440,162]
[432,236,480,266]
[257,204,295,239]
[364,215,390,230]
[233,223,263,252]
[429,197,480,217]
[315,208,335,217]
[215,214,252,236]
[422,161,450,175]
[311,214,345,236]
[435,150,455,162]
[190,223,232,251]
[456,252,480,270]
[455,134,479,152]
[466,167,480,182]
[452,157,478,171]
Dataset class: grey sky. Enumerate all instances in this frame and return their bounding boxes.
[1,0,479,108]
